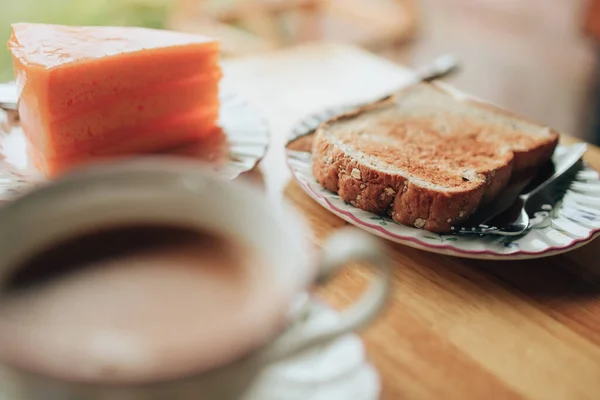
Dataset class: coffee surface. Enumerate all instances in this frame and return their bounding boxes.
[0,224,282,383]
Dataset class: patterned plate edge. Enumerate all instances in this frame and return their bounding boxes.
[285,147,600,259]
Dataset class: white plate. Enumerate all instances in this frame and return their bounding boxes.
[0,80,269,203]
[286,128,600,260]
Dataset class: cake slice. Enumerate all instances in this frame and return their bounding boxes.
[8,23,222,176]
[312,83,559,233]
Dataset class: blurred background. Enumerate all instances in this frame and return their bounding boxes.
[1,0,599,143]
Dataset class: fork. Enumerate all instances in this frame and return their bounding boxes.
[454,143,588,236]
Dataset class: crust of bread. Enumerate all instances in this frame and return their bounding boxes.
[312,83,558,233]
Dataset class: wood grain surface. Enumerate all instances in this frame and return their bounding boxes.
[223,43,600,400]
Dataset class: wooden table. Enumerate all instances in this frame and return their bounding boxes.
[223,43,600,400]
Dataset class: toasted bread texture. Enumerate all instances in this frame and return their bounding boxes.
[312,83,559,233]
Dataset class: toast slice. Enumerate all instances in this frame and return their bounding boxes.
[312,83,559,233]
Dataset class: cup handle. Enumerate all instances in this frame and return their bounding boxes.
[262,227,391,363]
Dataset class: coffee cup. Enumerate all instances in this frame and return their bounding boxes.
[0,158,391,399]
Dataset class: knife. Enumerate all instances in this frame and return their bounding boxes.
[466,143,588,227]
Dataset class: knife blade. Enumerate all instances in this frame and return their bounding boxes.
[466,143,588,227]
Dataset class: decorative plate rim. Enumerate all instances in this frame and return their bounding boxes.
[214,87,271,180]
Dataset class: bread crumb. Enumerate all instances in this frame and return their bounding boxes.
[356,195,362,201]
[351,168,361,179]
[458,211,466,218]
[384,187,396,196]
[360,184,366,189]
[447,218,452,223]
[414,218,426,229]
[462,169,478,182]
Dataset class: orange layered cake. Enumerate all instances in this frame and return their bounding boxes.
[7,23,222,176]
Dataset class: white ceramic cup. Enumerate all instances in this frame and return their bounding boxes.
[0,158,391,400]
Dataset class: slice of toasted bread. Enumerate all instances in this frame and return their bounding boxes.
[312,83,559,233]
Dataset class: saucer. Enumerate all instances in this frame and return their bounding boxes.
[244,300,380,400]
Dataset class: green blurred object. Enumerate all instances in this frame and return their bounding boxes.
[0,0,174,82]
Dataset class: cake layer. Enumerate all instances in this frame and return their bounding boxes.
[9,23,220,68]
[90,107,219,156]
[29,108,221,176]
[9,24,221,112]
[20,77,220,158]
[23,56,220,118]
